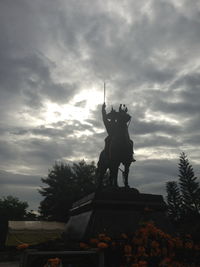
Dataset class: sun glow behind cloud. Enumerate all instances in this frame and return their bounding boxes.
[42,88,103,125]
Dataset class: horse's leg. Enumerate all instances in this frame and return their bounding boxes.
[108,168,113,186]
[108,165,113,186]
[97,166,107,189]
[96,164,107,188]
[110,163,119,187]
[123,163,130,188]
[96,150,108,189]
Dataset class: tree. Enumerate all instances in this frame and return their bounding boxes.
[39,160,96,222]
[72,160,96,198]
[178,152,200,215]
[166,152,200,227]
[166,181,183,222]
[25,210,38,221]
[0,195,28,220]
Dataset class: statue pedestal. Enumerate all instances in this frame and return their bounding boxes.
[64,187,172,241]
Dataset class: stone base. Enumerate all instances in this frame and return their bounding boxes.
[64,187,173,241]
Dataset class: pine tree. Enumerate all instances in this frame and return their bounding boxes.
[166,181,183,222]
[178,152,200,215]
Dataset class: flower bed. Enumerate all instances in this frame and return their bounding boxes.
[79,222,200,267]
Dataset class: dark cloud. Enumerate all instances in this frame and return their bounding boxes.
[151,98,200,117]
[132,119,181,136]
[74,100,87,107]
[135,135,180,149]
[0,0,200,211]
[0,170,41,187]
[0,170,42,210]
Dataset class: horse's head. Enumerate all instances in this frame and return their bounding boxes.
[118,104,131,124]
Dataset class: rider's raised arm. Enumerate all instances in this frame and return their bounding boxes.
[102,103,107,123]
[102,103,109,132]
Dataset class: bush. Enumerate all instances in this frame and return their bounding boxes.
[80,222,200,267]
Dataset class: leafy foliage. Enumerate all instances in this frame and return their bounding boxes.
[39,160,96,222]
[25,210,38,220]
[166,152,200,224]
[80,222,200,267]
[179,152,200,214]
[71,160,96,198]
[166,181,182,222]
[0,195,28,220]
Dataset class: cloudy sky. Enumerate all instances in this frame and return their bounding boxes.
[1,0,200,211]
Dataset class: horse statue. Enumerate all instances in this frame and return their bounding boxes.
[96,103,135,188]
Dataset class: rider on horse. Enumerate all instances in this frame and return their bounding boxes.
[102,103,135,163]
[96,103,135,188]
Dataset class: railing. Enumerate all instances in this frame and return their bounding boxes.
[20,249,104,267]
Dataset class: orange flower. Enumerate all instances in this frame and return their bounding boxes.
[97,242,109,249]
[194,244,200,250]
[150,247,161,257]
[174,237,183,248]
[165,233,171,239]
[161,246,168,257]
[97,233,111,242]
[47,257,61,267]
[132,237,143,246]
[111,241,117,248]
[79,242,89,249]
[164,257,171,263]
[156,229,165,237]
[17,243,29,250]
[172,261,182,267]
[98,233,106,240]
[160,257,172,266]
[104,236,112,242]
[138,260,148,267]
[167,239,174,248]
[151,240,159,248]
[138,246,145,253]
[185,234,191,238]
[185,241,193,249]
[144,207,153,212]
[138,228,148,238]
[131,264,139,267]
[121,233,128,239]
[89,238,99,245]
[137,246,147,257]
[124,244,132,256]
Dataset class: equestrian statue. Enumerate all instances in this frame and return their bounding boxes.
[96,102,136,188]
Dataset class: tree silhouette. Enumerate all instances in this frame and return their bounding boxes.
[72,160,96,198]
[166,181,182,222]
[166,152,200,230]
[178,152,200,215]
[39,160,96,222]
[0,195,28,220]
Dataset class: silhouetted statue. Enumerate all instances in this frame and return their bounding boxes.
[96,103,135,188]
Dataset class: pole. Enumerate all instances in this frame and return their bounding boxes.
[103,81,106,103]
